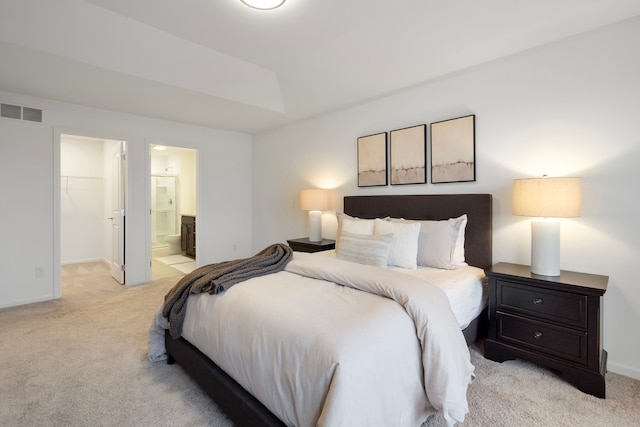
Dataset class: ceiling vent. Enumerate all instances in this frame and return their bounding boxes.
[1,103,43,123]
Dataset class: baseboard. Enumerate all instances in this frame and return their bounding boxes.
[0,293,56,309]
[607,361,640,381]
[61,258,106,265]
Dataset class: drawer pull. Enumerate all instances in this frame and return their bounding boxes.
[533,297,543,305]
[533,331,543,340]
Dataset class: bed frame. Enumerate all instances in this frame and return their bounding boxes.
[166,193,492,427]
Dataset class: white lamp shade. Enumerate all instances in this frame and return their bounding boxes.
[300,189,330,211]
[513,177,582,218]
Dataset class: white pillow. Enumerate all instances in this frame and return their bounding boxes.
[342,218,375,235]
[451,214,468,265]
[335,212,377,250]
[373,219,420,269]
[336,231,393,267]
[415,215,467,269]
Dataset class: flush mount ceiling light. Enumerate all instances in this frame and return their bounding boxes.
[240,0,285,10]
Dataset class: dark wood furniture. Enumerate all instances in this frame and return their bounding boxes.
[287,237,335,253]
[180,215,196,258]
[165,194,493,426]
[484,262,608,398]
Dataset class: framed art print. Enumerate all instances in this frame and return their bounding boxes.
[357,132,387,187]
[390,124,426,185]
[430,114,476,183]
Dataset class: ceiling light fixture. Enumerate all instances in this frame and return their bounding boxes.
[240,0,285,10]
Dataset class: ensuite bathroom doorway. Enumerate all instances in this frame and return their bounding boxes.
[150,144,197,279]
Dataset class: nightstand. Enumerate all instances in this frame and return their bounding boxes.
[286,237,335,253]
[484,262,608,398]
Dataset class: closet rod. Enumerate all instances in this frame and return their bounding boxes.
[61,175,103,192]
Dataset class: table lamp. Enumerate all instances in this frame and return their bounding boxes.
[512,176,582,276]
[300,189,330,242]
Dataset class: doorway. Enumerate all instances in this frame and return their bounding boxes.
[59,134,126,289]
[149,144,197,279]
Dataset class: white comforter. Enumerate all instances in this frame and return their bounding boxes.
[149,252,475,426]
[319,249,486,330]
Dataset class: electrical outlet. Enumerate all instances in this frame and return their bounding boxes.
[35,267,45,277]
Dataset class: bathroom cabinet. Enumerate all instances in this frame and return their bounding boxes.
[181,215,196,258]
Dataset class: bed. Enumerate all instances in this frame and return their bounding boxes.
[149,193,492,427]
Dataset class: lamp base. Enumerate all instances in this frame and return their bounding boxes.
[308,210,322,242]
[531,220,560,276]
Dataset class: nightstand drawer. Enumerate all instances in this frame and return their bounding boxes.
[497,280,587,328]
[497,312,588,365]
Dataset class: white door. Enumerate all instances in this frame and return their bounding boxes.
[110,142,126,284]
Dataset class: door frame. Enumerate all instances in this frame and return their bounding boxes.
[146,141,199,280]
[53,128,129,297]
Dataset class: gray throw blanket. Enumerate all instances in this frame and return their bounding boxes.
[163,243,292,339]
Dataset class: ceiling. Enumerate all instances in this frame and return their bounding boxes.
[1,0,639,134]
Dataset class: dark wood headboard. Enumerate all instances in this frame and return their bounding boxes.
[343,194,493,270]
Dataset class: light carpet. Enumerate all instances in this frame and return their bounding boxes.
[0,272,233,427]
[1,268,639,427]
[452,344,640,427]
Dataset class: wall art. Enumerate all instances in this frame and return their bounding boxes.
[357,132,387,187]
[390,124,426,185]
[430,114,476,183]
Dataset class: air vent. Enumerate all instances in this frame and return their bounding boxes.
[1,103,43,122]
[22,107,42,122]
[1,103,21,119]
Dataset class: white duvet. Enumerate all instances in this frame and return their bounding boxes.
[319,249,487,330]
[149,252,477,426]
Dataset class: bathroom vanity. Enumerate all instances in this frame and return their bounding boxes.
[181,215,196,258]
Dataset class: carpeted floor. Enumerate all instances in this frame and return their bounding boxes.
[1,262,639,426]
[459,345,640,427]
[1,262,233,427]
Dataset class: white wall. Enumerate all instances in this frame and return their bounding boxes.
[252,18,640,379]
[0,91,253,307]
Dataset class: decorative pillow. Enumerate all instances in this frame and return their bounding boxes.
[335,212,377,250]
[415,215,467,269]
[373,218,420,269]
[450,214,468,266]
[336,231,393,267]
